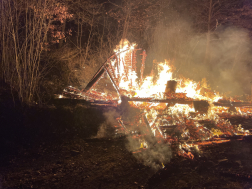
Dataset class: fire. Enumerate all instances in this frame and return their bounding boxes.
[112,40,223,106]
[111,40,251,158]
[61,39,252,164]
[112,40,138,92]
[134,62,173,99]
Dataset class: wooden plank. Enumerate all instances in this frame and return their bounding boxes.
[83,68,106,93]
[213,102,252,107]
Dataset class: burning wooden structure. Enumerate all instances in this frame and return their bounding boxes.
[61,39,252,160]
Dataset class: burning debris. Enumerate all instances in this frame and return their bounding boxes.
[60,39,252,169]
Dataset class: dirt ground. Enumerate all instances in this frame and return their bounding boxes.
[1,99,252,189]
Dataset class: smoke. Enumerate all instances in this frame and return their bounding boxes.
[121,104,172,170]
[96,103,172,170]
[95,109,120,138]
[146,19,252,96]
[126,134,172,170]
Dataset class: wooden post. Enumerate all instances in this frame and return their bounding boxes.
[140,50,147,85]
[165,80,177,94]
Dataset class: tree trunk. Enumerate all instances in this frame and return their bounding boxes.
[204,0,212,66]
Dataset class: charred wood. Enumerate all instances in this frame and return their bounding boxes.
[213,102,252,107]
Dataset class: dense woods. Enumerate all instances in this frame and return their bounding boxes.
[1,0,252,104]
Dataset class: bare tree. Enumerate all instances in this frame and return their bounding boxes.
[107,0,169,46]
[188,0,241,65]
[0,0,72,104]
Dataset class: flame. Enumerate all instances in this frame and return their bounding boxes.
[134,62,173,98]
[112,40,222,104]
[111,40,250,139]
[113,39,138,92]
[76,39,251,161]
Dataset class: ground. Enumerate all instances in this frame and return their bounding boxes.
[1,99,252,189]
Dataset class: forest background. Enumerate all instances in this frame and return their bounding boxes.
[1,0,252,105]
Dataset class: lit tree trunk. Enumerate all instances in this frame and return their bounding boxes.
[204,0,212,66]
[59,21,66,48]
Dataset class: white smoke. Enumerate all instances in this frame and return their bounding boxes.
[147,19,252,96]
[95,109,120,138]
[126,134,172,170]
